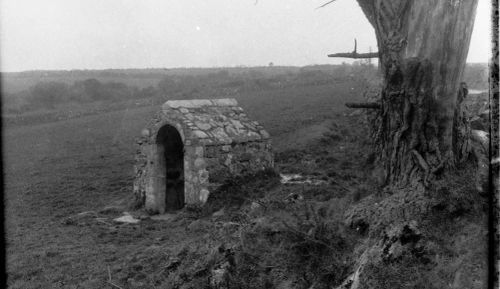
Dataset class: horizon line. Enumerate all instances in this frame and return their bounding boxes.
[0,61,489,74]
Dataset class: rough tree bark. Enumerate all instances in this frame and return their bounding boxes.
[355,0,478,188]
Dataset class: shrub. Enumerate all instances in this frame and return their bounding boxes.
[359,254,443,289]
[28,81,69,108]
[228,202,358,288]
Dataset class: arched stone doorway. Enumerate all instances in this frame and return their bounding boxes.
[134,98,274,213]
[156,124,184,211]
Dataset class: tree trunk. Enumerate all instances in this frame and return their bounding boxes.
[356,0,478,188]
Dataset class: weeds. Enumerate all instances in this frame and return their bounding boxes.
[228,201,358,288]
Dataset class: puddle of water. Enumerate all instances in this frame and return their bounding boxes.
[280,173,301,183]
[280,173,328,185]
[468,89,487,94]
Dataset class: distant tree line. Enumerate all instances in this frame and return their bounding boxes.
[3,78,156,113]
[3,62,486,115]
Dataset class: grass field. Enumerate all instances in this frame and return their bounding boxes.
[4,66,488,288]
[4,72,369,288]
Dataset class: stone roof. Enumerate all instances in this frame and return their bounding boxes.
[161,98,270,145]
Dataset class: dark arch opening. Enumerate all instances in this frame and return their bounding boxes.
[156,125,184,211]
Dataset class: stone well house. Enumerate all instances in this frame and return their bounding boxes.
[134,98,273,214]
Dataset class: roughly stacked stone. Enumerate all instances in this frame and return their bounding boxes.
[163,98,270,145]
[133,98,274,214]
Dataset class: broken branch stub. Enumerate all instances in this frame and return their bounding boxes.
[345,102,381,109]
[328,38,378,59]
[327,52,379,59]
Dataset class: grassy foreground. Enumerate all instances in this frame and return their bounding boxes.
[4,69,488,288]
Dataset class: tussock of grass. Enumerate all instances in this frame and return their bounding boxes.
[228,201,360,288]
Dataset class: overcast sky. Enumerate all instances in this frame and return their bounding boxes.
[0,0,492,72]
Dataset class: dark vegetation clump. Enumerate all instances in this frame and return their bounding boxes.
[227,202,359,289]
[359,254,444,289]
[9,78,145,111]
[348,162,489,289]
[200,168,281,217]
[360,212,488,289]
